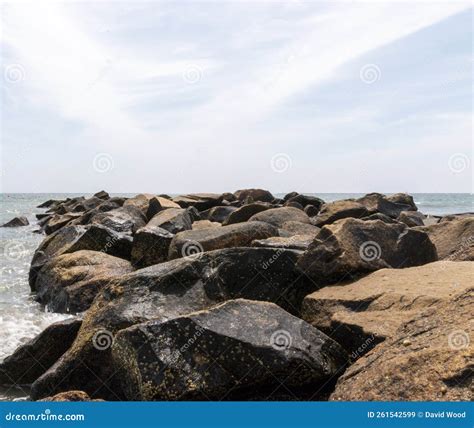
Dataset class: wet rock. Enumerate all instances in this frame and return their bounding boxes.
[0,319,82,386]
[1,216,29,227]
[131,226,174,268]
[301,261,473,358]
[330,288,473,401]
[168,221,278,259]
[34,250,134,313]
[414,216,474,261]
[30,247,314,400]
[234,189,274,203]
[249,207,311,228]
[112,299,348,400]
[222,202,271,225]
[312,200,369,227]
[297,218,438,285]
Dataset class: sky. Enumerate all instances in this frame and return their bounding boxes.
[0,0,472,194]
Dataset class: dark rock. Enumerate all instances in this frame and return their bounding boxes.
[29,225,87,289]
[35,250,133,313]
[90,206,146,234]
[222,202,271,225]
[30,247,315,400]
[304,205,319,217]
[234,189,274,203]
[200,206,237,223]
[172,194,224,211]
[397,211,425,227]
[283,191,299,201]
[312,200,369,227]
[0,319,82,386]
[69,196,103,213]
[386,193,417,211]
[35,213,51,220]
[67,224,133,260]
[222,192,237,202]
[44,214,82,235]
[357,193,416,218]
[112,299,348,400]
[93,190,110,200]
[249,207,310,228]
[287,194,324,211]
[297,218,438,285]
[39,390,101,401]
[330,288,472,401]
[145,196,181,220]
[168,221,278,260]
[146,208,193,234]
[1,216,29,227]
[284,201,304,210]
[414,217,474,261]
[131,226,174,268]
[37,199,61,209]
[361,213,397,224]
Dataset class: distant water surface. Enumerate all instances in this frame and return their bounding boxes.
[0,192,472,400]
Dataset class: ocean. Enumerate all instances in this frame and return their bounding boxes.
[0,192,472,401]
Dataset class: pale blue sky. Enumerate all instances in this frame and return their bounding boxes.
[1,1,472,193]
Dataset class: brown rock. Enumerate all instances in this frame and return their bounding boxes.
[312,200,369,227]
[249,207,311,228]
[234,188,274,203]
[222,202,271,225]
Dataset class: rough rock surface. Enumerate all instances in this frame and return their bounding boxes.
[200,206,236,223]
[30,247,314,400]
[172,194,224,211]
[297,218,437,285]
[279,221,321,237]
[34,250,133,313]
[249,207,311,228]
[302,261,473,356]
[414,217,474,261]
[1,216,29,227]
[112,299,348,400]
[234,189,274,203]
[0,319,81,386]
[222,203,271,225]
[330,288,473,401]
[252,235,314,251]
[131,226,174,268]
[356,193,416,218]
[312,200,369,227]
[168,221,278,260]
[146,208,193,234]
[39,390,101,401]
[397,211,425,227]
[90,206,146,234]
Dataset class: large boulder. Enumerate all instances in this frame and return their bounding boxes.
[222,203,271,225]
[385,193,417,211]
[356,193,417,218]
[330,288,473,401]
[34,250,134,313]
[200,206,237,223]
[131,226,174,268]
[312,200,369,227]
[0,319,81,386]
[30,247,315,400]
[1,216,29,227]
[168,221,278,260]
[172,194,224,211]
[112,299,348,400]
[397,210,425,227]
[192,220,222,230]
[414,217,474,261]
[301,261,473,357]
[297,218,437,285]
[249,207,311,228]
[29,225,87,289]
[252,235,314,251]
[146,208,193,234]
[93,190,110,200]
[285,194,324,212]
[234,189,274,203]
[123,194,180,219]
[43,213,82,235]
[90,206,146,234]
[279,221,321,237]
